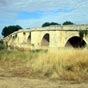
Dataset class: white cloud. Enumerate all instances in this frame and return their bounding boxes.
[0,0,88,28]
[0,0,86,12]
[0,0,88,37]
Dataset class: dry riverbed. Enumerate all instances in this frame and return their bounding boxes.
[0,77,88,88]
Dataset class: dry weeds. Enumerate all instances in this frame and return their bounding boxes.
[0,48,88,81]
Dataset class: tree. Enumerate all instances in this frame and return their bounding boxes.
[2,25,22,37]
[63,21,74,25]
[42,22,60,27]
[42,22,50,27]
[50,22,60,25]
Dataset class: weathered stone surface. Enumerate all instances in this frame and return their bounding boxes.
[1,25,88,50]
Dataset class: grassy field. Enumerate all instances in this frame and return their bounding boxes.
[0,48,88,81]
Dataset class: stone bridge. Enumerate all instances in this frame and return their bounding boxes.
[1,25,88,50]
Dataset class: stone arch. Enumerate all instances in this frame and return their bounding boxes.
[23,32,26,35]
[27,32,31,44]
[41,33,50,46]
[65,36,86,48]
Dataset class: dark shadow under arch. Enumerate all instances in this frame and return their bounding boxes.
[65,36,86,48]
[41,33,49,46]
[28,32,31,44]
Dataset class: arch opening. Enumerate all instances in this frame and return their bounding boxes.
[41,33,49,46]
[65,36,86,48]
[27,32,31,44]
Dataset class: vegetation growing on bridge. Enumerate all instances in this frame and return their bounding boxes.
[79,29,88,38]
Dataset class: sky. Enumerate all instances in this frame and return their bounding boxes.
[0,0,88,37]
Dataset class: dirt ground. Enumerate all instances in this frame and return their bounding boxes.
[0,77,88,88]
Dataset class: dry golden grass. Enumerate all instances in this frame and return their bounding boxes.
[0,48,88,81]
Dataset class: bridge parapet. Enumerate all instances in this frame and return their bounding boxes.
[30,24,88,31]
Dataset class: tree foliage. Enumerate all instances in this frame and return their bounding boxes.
[2,25,22,37]
[63,21,74,25]
[42,22,60,27]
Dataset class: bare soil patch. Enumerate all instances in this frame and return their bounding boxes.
[0,77,88,88]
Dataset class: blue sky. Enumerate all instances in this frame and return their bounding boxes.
[0,0,88,37]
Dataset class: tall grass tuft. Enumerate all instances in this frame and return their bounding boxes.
[0,48,88,81]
